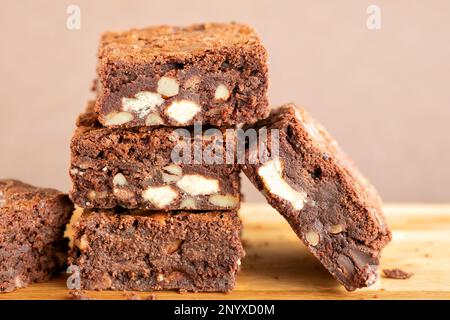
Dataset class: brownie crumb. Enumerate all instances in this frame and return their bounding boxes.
[178,289,188,294]
[382,268,414,279]
[146,293,158,300]
[68,290,93,300]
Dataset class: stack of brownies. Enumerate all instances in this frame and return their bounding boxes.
[67,23,270,292]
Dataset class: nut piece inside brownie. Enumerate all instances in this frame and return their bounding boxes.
[68,209,244,292]
[242,104,392,291]
[0,179,73,293]
[70,103,241,210]
[96,22,269,128]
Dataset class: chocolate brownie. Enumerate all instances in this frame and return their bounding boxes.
[70,102,241,210]
[95,22,269,128]
[242,104,392,291]
[0,179,73,292]
[68,209,244,292]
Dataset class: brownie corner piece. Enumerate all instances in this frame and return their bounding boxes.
[68,209,244,292]
[242,103,392,291]
[96,22,269,128]
[0,179,73,293]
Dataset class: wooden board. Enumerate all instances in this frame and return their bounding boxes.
[1,203,450,300]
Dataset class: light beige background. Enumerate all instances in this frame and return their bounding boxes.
[0,0,449,202]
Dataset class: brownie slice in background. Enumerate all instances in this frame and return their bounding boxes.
[95,22,269,128]
[242,104,391,291]
[0,179,73,293]
[68,209,244,292]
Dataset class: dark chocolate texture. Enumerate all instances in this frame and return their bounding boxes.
[68,209,244,292]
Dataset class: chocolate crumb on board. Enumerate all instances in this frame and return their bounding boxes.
[68,290,94,300]
[382,268,414,279]
[146,293,158,300]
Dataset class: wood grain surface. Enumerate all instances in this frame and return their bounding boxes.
[1,203,449,300]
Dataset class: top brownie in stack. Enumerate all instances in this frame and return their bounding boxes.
[95,22,269,128]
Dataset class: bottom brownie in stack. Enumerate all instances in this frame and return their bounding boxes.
[68,209,244,292]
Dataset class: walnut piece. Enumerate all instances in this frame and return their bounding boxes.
[329,224,345,234]
[145,113,164,126]
[209,194,239,208]
[176,174,219,196]
[157,76,179,98]
[113,173,128,186]
[104,111,134,126]
[305,231,320,246]
[180,197,197,209]
[257,159,307,210]
[142,186,178,208]
[165,100,200,125]
[214,84,230,101]
[122,91,164,118]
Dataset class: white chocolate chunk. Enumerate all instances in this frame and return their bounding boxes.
[257,159,307,210]
[145,113,164,126]
[104,111,134,126]
[113,173,128,186]
[165,100,200,124]
[180,197,197,209]
[176,174,219,196]
[214,84,230,101]
[142,186,178,208]
[209,194,239,207]
[122,91,165,118]
[157,76,179,97]
[305,231,320,246]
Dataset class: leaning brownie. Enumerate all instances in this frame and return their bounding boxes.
[68,209,244,292]
[70,103,240,210]
[0,179,73,292]
[242,104,391,291]
[95,22,269,128]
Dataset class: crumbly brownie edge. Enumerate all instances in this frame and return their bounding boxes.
[242,105,391,291]
[0,179,74,292]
